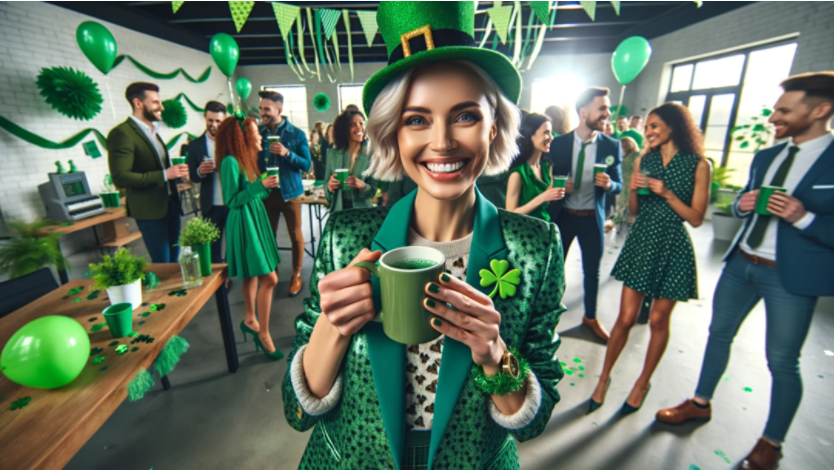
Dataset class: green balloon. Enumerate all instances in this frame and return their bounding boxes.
[611,36,652,86]
[76,21,118,75]
[1,316,90,389]
[235,77,252,100]
[210,33,240,78]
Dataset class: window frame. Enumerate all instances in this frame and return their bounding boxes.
[338,84,366,116]
[259,84,309,134]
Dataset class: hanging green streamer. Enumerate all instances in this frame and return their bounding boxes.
[284,29,305,81]
[165,131,200,150]
[550,6,557,29]
[342,9,354,82]
[332,30,342,74]
[521,8,536,64]
[112,55,211,83]
[296,11,313,74]
[169,93,205,113]
[0,114,107,149]
[492,33,499,50]
[307,8,322,81]
[314,10,327,67]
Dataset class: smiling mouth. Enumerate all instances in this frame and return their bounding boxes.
[419,159,471,179]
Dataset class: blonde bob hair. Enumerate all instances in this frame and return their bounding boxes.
[365,60,521,182]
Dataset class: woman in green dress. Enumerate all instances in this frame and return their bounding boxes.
[589,103,711,415]
[324,109,378,211]
[216,113,284,360]
[281,3,566,469]
[505,113,564,221]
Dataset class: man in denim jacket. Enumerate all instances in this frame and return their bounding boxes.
[258,90,312,296]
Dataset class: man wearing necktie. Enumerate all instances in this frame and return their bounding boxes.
[545,87,623,342]
[657,72,834,470]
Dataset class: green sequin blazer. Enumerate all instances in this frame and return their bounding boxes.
[282,189,566,470]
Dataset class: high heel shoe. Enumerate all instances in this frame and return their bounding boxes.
[588,377,612,414]
[621,383,651,416]
[253,334,284,361]
[240,321,258,343]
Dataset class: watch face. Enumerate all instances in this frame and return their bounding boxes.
[504,353,520,378]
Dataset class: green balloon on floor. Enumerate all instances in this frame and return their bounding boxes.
[1,316,91,389]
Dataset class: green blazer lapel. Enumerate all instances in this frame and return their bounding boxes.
[126,119,163,170]
[365,188,416,470]
[428,188,507,470]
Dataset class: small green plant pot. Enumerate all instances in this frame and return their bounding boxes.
[100,192,120,208]
[192,243,212,277]
[103,302,134,338]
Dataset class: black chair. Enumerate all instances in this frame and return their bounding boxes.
[0,268,59,318]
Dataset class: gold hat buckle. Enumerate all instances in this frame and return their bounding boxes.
[400,25,434,58]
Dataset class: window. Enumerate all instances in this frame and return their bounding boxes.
[260,85,309,134]
[530,73,586,129]
[338,85,366,116]
[665,42,796,186]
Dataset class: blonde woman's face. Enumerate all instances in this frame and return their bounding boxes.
[397,66,497,201]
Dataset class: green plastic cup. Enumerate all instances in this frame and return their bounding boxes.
[552,176,568,188]
[100,192,120,208]
[103,302,133,338]
[755,186,787,215]
[594,164,607,175]
[171,156,186,166]
[336,168,349,190]
[267,135,281,144]
[637,171,651,195]
[267,167,280,177]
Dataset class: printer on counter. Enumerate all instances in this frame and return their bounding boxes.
[38,172,105,221]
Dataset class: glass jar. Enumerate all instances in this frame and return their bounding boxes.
[179,246,203,289]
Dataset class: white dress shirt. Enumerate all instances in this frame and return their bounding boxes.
[129,115,169,194]
[740,132,832,260]
[205,134,224,206]
[564,131,598,210]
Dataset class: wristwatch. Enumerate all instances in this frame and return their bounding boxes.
[501,349,520,379]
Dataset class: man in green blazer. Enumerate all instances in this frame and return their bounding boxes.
[107,82,188,262]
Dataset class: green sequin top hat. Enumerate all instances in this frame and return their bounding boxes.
[362,1,521,114]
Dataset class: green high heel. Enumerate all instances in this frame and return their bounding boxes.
[240,321,258,343]
[253,334,284,361]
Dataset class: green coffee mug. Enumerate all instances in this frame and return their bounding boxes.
[355,246,445,344]
[336,168,349,190]
[267,135,281,143]
[171,156,186,166]
[594,163,607,175]
[552,176,568,188]
[755,186,787,215]
[266,167,280,183]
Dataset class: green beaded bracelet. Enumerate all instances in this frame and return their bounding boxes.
[472,347,530,396]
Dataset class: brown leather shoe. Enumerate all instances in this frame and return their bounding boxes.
[740,438,782,470]
[288,274,303,297]
[581,316,610,342]
[655,398,711,424]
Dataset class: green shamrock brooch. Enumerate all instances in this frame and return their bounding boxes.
[479,260,521,299]
[604,155,615,166]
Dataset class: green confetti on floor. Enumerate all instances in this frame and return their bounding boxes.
[115,345,129,355]
[93,355,106,365]
[131,346,139,352]
[89,317,97,322]
[714,450,731,464]
[570,383,575,386]
[689,464,701,470]
[141,302,149,307]
[579,374,585,378]
[138,321,145,325]
[90,347,103,355]
[723,376,731,382]
[572,358,582,363]
[819,375,824,379]
[560,361,567,367]
[743,387,753,392]
[86,290,101,300]
[578,365,585,371]
[565,369,574,375]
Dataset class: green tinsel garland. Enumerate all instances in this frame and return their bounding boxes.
[313,93,330,112]
[127,368,155,402]
[155,335,190,377]
[471,347,530,396]
[161,99,188,129]
[36,66,103,121]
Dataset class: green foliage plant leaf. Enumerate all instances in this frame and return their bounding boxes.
[0,220,67,279]
[179,217,220,247]
[88,247,148,289]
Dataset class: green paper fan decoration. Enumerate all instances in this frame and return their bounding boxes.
[36,66,103,121]
[161,98,187,129]
[313,92,330,112]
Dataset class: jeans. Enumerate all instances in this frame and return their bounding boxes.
[263,189,304,275]
[135,197,182,263]
[556,211,602,320]
[695,252,818,443]
[206,205,229,263]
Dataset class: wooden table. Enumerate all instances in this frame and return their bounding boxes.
[0,264,236,470]
[296,193,328,259]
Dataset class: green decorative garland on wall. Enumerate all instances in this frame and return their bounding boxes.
[112,55,212,83]
[0,115,106,149]
[36,67,103,121]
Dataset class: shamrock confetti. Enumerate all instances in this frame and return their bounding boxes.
[131,334,155,344]
[155,303,166,311]
[131,346,139,352]
[743,387,753,393]
[144,272,160,290]
[93,355,106,365]
[68,286,84,296]
[141,303,149,307]
[86,290,101,300]
[89,317,98,322]
[479,260,521,299]
[91,323,106,332]
[109,341,119,347]
[100,366,108,372]
[115,345,129,355]
[138,321,146,325]
[140,312,151,317]
[150,304,158,311]
[10,396,31,410]
[573,358,582,363]
[578,365,585,371]
[565,369,574,375]
[168,288,187,297]
[128,331,139,338]
[72,298,82,303]
[714,450,731,464]
[90,347,104,355]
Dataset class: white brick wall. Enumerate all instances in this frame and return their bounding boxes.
[626,1,834,117]
[0,1,230,224]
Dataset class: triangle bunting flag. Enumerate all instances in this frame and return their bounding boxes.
[172,1,184,14]
[610,1,621,15]
[528,1,550,24]
[272,2,299,39]
[487,5,513,45]
[229,1,255,33]
[356,10,379,48]
[319,8,342,40]
[579,1,596,21]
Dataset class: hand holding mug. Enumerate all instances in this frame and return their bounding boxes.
[346,176,366,191]
[270,142,289,157]
[538,187,565,203]
[327,173,341,192]
[648,178,670,198]
[198,160,215,176]
[262,175,280,189]
[318,249,381,337]
[738,190,759,212]
[595,171,612,190]
[630,171,647,191]
[165,165,189,180]
[424,273,505,370]
[767,192,807,223]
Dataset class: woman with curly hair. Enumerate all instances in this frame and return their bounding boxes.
[589,102,711,415]
[216,113,283,360]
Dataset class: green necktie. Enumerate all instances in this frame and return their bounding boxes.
[745,145,800,248]
[574,142,589,190]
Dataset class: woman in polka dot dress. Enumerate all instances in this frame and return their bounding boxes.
[589,103,712,415]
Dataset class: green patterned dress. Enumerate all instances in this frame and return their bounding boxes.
[509,161,552,221]
[611,151,699,301]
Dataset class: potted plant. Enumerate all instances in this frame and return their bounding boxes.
[0,220,67,279]
[712,198,744,242]
[179,217,220,277]
[88,247,148,308]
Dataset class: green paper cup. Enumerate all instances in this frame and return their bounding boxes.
[171,156,186,166]
[594,164,607,175]
[100,192,120,208]
[755,186,787,215]
[637,171,651,195]
[552,176,568,188]
[336,168,349,190]
[266,166,280,177]
[267,136,281,148]
[103,302,133,338]
[355,246,445,345]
